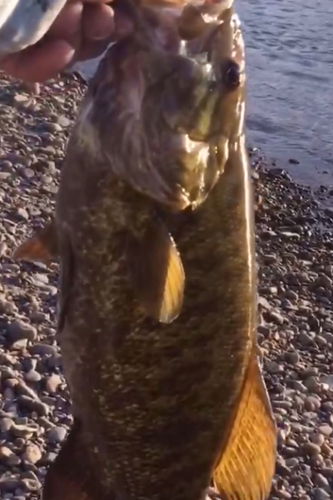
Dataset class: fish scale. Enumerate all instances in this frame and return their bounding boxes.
[13,2,277,499]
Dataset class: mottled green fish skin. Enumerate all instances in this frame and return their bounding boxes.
[48,4,260,500]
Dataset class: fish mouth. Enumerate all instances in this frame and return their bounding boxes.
[86,1,245,141]
[229,12,245,73]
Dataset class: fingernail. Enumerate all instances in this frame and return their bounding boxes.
[84,5,115,41]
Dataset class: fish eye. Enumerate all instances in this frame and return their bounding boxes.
[222,60,241,89]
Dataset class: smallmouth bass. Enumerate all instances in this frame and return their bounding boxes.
[14,2,277,499]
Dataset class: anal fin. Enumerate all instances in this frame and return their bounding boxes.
[43,417,110,500]
[13,219,58,266]
[212,350,277,500]
[126,218,185,324]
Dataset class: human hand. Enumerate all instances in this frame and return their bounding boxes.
[0,0,132,83]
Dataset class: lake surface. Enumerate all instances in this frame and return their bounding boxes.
[73,0,333,187]
[238,0,333,186]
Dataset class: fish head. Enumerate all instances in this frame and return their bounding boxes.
[162,5,246,146]
[72,9,198,208]
[151,4,247,204]
[72,4,246,208]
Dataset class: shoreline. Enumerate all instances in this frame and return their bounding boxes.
[0,73,333,499]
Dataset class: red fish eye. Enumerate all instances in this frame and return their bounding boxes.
[223,60,241,89]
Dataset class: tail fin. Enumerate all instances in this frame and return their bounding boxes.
[212,351,277,500]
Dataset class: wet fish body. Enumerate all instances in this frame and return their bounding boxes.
[14,3,277,500]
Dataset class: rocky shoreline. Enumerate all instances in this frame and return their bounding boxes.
[0,73,333,499]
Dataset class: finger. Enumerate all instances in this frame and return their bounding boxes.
[77,4,133,60]
[82,4,115,41]
[76,38,111,61]
[48,2,83,39]
[70,0,113,3]
[77,8,134,60]
[0,40,75,82]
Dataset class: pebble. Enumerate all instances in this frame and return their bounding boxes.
[318,425,332,437]
[313,488,331,500]
[285,457,299,468]
[10,339,28,350]
[303,442,322,457]
[21,477,42,492]
[0,242,7,258]
[57,115,71,127]
[45,374,62,394]
[28,344,58,357]
[22,443,42,465]
[7,320,37,343]
[321,467,333,478]
[321,332,333,344]
[22,168,35,179]
[24,370,42,383]
[16,379,41,399]
[10,423,38,439]
[285,350,300,365]
[17,396,49,417]
[46,426,67,444]
[0,297,17,315]
[266,360,282,374]
[304,377,322,393]
[0,446,21,466]
[15,208,29,222]
[315,275,333,289]
[0,417,14,433]
[0,476,22,493]
[310,433,325,447]
[314,474,330,488]
[1,366,16,379]
[299,331,315,346]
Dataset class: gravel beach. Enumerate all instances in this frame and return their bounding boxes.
[0,72,333,500]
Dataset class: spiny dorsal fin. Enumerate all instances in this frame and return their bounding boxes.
[126,218,185,323]
[212,349,277,500]
[13,219,58,266]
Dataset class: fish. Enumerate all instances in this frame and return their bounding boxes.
[14,2,277,500]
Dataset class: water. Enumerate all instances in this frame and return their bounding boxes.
[73,0,333,186]
[237,0,333,186]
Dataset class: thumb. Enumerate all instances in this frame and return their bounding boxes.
[0,39,75,82]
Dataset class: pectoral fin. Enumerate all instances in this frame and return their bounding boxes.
[126,219,185,324]
[43,418,110,500]
[212,350,277,500]
[13,219,58,266]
